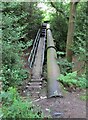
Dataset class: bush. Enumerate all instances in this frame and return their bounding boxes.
[73,2,87,61]
[58,71,87,89]
[0,87,43,119]
[50,14,68,51]
[2,41,28,90]
[57,57,72,74]
[1,2,43,90]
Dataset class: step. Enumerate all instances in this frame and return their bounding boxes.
[42,30,45,32]
[25,85,42,91]
[40,34,45,37]
[28,86,42,91]
[42,27,46,29]
[41,34,45,37]
[29,85,41,88]
[41,30,45,32]
[28,82,42,86]
[42,30,46,32]
[26,85,41,88]
[31,78,43,82]
[41,32,45,34]
[31,91,40,94]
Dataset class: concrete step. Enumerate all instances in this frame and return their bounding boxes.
[27,82,42,86]
[26,85,41,88]
[42,26,46,28]
[29,85,41,88]
[31,78,43,82]
[42,30,46,32]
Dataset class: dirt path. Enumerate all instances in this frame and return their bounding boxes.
[21,49,86,119]
[20,79,86,118]
[33,88,86,118]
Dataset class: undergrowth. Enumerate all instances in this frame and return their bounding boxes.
[0,87,44,119]
[58,71,87,89]
[80,95,88,101]
[2,41,29,90]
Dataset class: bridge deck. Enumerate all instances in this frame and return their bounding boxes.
[31,37,45,80]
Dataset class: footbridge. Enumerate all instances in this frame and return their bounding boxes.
[28,22,62,98]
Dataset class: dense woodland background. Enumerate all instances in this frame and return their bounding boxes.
[0,1,87,118]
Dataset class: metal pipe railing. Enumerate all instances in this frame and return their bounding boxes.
[28,29,40,68]
[31,23,47,79]
[41,29,46,67]
[47,24,63,98]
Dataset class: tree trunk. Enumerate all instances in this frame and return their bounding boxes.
[66,0,79,62]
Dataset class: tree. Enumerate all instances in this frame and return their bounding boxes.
[50,2,69,20]
[66,0,79,62]
[49,2,68,51]
[1,2,43,90]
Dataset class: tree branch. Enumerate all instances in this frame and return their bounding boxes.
[50,2,69,20]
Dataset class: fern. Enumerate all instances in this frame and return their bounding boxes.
[58,72,87,88]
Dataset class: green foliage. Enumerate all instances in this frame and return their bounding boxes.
[19,40,33,50]
[47,2,68,51]
[57,51,65,56]
[59,71,87,89]
[2,2,43,41]
[0,87,43,119]
[2,41,28,90]
[49,2,87,58]
[57,58,72,74]
[80,95,88,101]
[1,2,43,90]
[73,2,87,61]
[50,13,68,51]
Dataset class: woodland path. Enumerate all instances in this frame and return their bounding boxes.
[20,78,86,118]
[19,50,87,118]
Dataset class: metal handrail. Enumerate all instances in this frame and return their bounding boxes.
[30,34,40,68]
[41,29,46,65]
[28,29,40,68]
